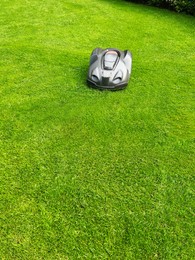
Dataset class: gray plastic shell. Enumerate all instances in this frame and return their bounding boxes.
[87,48,132,90]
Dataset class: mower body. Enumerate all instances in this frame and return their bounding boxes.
[87,48,132,90]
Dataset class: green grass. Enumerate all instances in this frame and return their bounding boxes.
[0,0,194,258]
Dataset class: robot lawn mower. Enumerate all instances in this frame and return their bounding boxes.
[87,48,132,90]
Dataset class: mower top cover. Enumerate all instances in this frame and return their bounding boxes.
[87,48,132,90]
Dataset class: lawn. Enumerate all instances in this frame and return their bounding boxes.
[0,0,194,259]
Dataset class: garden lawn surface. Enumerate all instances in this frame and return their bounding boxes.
[0,0,195,259]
